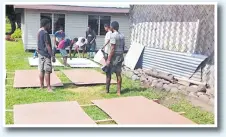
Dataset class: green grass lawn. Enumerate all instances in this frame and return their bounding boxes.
[5,39,214,125]
[6,23,11,33]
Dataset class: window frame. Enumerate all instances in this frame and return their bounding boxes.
[87,14,111,36]
[40,12,66,35]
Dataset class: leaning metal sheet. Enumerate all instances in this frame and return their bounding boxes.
[92,96,196,125]
[93,49,106,66]
[13,70,63,88]
[124,42,145,70]
[62,69,116,85]
[14,101,96,124]
[66,58,100,68]
[28,57,64,67]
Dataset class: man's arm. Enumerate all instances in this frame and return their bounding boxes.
[37,31,40,52]
[69,42,73,59]
[44,33,53,58]
[54,32,57,47]
[107,44,115,65]
[85,31,88,39]
[90,30,96,44]
[102,40,110,49]
[107,34,116,64]
[122,37,125,52]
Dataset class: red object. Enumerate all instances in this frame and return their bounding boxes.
[13,70,63,88]
[57,39,65,49]
[14,101,96,124]
[62,69,117,85]
[92,96,196,124]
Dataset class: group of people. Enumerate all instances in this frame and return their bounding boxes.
[36,18,125,95]
[34,25,96,66]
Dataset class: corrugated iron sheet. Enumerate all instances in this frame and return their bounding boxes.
[142,47,208,82]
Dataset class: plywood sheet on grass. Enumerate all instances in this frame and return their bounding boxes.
[66,58,100,68]
[14,101,96,124]
[62,69,116,85]
[92,96,196,125]
[28,57,64,67]
[124,42,144,70]
[13,70,63,88]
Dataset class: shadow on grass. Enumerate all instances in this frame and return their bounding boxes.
[121,87,148,94]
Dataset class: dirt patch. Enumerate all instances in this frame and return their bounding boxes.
[159,93,214,113]
[186,96,214,113]
[159,94,183,108]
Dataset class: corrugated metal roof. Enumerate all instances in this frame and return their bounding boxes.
[142,47,208,82]
[14,5,129,14]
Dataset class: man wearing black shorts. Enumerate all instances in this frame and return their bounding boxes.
[105,21,125,96]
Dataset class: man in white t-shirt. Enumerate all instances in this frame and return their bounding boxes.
[102,24,112,56]
[69,37,87,59]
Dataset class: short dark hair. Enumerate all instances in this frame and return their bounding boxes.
[104,24,110,28]
[73,37,78,42]
[111,21,119,31]
[81,38,85,43]
[41,18,50,27]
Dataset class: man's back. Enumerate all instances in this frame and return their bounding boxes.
[111,31,125,54]
[38,30,51,57]
[55,31,65,41]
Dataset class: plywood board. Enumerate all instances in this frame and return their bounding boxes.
[28,57,64,67]
[93,49,106,66]
[13,70,63,88]
[14,101,96,124]
[62,69,116,85]
[124,42,144,70]
[92,96,196,125]
[66,58,100,68]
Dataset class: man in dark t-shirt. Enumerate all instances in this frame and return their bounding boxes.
[86,26,96,58]
[37,18,56,92]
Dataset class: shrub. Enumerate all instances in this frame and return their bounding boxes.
[6,17,10,24]
[11,28,22,39]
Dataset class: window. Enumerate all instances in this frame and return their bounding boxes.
[40,13,65,34]
[40,13,52,34]
[88,15,111,35]
[53,14,65,33]
[100,16,111,35]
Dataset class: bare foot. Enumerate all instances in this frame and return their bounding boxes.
[40,85,44,89]
[47,87,53,92]
[117,92,121,96]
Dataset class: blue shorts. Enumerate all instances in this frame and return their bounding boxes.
[60,49,68,57]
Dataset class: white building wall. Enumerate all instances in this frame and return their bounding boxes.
[23,9,130,51]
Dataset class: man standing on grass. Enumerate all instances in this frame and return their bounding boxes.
[105,21,125,96]
[37,18,56,92]
[86,25,96,58]
[33,27,44,58]
[102,24,112,56]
